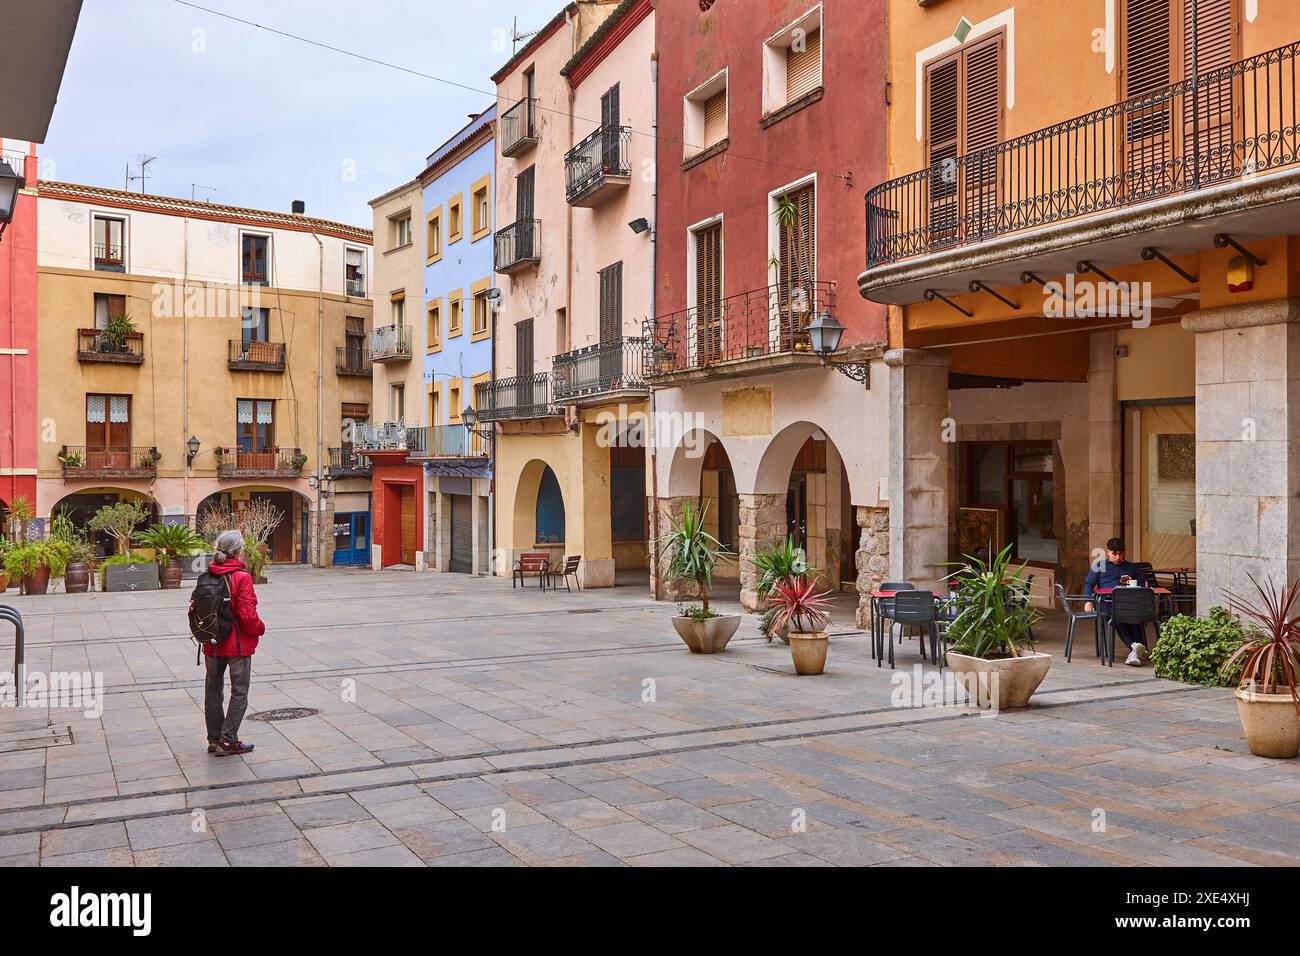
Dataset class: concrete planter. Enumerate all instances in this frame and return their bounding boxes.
[788,631,829,674]
[1234,687,1300,759]
[672,614,741,654]
[944,651,1052,709]
[181,554,213,580]
[104,562,160,593]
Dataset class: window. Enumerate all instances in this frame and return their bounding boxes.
[691,220,723,363]
[241,234,269,285]
[763,6,823,115]
[93,293,126,329]
[345,248,366,297]
[447,289,463,338]
[390,383,405,424]
[684,70,728,159]
[236,399,275,453]
[93,216,125,271]
[448,193,463,243]
[426,206,442,264]
[426,298,441,353]
[470,175,491,241]
[390,291,405,327]
[962,442,1058,565]
[391,212,412,249]
[470,278,491,341]
[428,382,442,428]
[241,307,270,348]
[448,382,462,422]
[345,317,366,368]
[515,319,535,410]
[86,394,131,464]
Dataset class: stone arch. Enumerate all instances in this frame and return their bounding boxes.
[48,486,159,557]
[510,458,568,559]
[197,486,314,564]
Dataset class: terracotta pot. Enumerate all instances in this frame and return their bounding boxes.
[22,566,51,595]
[671,614,741,654]
[1234,687,1300,759]
[0,570,9,592]
[788,630,829,674]
[158,561,182,589]
[64,561,90,593]
[943,651,1053,710]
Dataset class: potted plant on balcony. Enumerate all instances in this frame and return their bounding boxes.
[100,312,136,354]
[138,448,159,470]
[658,499,739,654]
[768,576,835,675]
[290,451,308,472]
[752,536,815,644]
[1223,577,1300,759]
[57,448,83,469]
[943,544,1051,710]
[135,522,205,589]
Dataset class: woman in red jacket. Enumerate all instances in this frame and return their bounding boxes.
[202,530,266,756]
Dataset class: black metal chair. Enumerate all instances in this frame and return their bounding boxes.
[882,590,939,668]
[549,555,582,593]
[1054,583,1100,662]
[874,580,914,663]
[1104,587,1160,666]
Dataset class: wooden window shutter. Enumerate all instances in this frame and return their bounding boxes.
[599,262,623,344]
[925,53,961,241]
[786,28,822,102]
[1182,0,1238,185]
[962,35,1002,237]
[703,89,727,148]
[1123,0,1173,97]
[778,184,816,340]
[694,222,722,363]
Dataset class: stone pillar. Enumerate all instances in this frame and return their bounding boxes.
[653,496,697,602]
[1088,330,1121,557]
[885,348,951,592]
[433,491,451,573]
[738,492,787,611]
[1184,299,1300,614]
[855,505,890,628]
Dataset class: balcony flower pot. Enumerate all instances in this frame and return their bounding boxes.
[788,630,829,675]
[944,650,1053,709]
[672,613,741,654]
[1233,686,1300,759]
[64,561,90,594]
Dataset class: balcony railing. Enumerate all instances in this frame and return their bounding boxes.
[217,447,304,478]
[353,422,417,452]
[228,339,286,371]
[77,328,144,364]
[407,424,489,459]
[474,373,558,422]
[495,219,541,274]
[336,345,372,376]
[565,125,632,206]
[60,445,158,479]
[326,446,371,476]
[346,277,366,297]
[553,336,646,401]
[93,242,124,272]
[646,280,835,375]
[500,95,538,157]
[369,324,411,362]
[865,40,1300,269]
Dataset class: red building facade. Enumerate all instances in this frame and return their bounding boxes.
[0,144,38,525]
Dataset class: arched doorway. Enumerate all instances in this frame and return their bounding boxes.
[50,488,159,558]
[197,487,311,564]
[511,459,567,569]
[658,428,741,598]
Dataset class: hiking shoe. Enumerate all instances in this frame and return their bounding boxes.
[1133,642,1150,664]
[215,740,254,756]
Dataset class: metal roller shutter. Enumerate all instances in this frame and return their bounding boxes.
[450,494,473,574]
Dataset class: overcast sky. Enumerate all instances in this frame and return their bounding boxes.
[41,0,559,227]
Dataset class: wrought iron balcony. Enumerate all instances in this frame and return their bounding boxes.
[865,40,1300,270]
[77,328,144,365]
[93,242,124,272]
[553,336,646,401]
[346,277,366,298]
[228,339,286,372]
[494,219,540,274]
[500,95,538,157]
[217,447,304,478]
[473,373,559,422]
[353,422,418,452]
[646,280,835,376]
[60,445,158,479]
[565,125,632,206]
[326,446,370,477]
[368,324,411,362]
[406,424,489,460]
[335,345,372,377]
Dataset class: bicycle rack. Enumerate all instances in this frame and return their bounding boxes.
[0,605,24,706]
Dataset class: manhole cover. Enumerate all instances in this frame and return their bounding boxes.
[248,707,320,722]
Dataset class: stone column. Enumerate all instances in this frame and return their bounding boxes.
[653,496,697,602]
[738,492,787,611]
[854,505,890,628]
[885,348,951,592]
[1183,298,1300,614]
[1088,330,1121,557]
[433,490,451,573]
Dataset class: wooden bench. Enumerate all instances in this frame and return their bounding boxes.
[512,552,551,589]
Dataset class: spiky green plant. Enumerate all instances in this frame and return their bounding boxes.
[943,544,1039,659]
[656,498,732,617]
[1224,575,1300,711]
[135,522,205,567]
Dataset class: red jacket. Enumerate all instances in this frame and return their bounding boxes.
[196,560,265,657]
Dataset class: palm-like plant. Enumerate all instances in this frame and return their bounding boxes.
[657,498,731,617]
[135,522,205,567]
[943,544,1039,659]
[753,535,814,601]
[767,576,833,634]
[1224,576,1300,709]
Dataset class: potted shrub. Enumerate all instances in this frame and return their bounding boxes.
[1223,577,1300,759]
[57,448,84,469]
[658,499,739,654]
[98,552,158,592]
[5,495,33,539]
[4,540,69,595]
[752,536,814,644]
[51,510,91,594]
[768,576,834,675]
[943,544,1051,709]
[100,312,136,353]
[0,538,11,592]
[135,522,205,589]
[1151,608,1245,687]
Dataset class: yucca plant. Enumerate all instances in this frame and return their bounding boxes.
[767,576,833,634]
[657,498,731,618]
[1224,576,1300,710]
[943,544,1039,659]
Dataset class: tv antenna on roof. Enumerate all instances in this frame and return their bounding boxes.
[192,183,218,202]
[511,16,539,54]
[126,155,156,194]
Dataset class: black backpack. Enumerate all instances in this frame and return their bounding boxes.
[188,571,234,664]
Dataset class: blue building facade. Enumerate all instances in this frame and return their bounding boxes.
[417,106,496,574]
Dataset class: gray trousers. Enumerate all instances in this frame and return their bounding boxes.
[204,655,251,744]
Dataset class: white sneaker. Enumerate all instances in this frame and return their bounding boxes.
[1133,642,1150,664]
[1125,648,1142,666]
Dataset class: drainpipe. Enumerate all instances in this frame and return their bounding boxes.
[312,232,325,567]
[647,51,662,601]
[182,214,191,520]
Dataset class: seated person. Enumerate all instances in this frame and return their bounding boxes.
[1084,538,1153,666]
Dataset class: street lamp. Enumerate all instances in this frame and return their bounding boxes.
[461,405,478,430]
[807,308,870,387]
[186,435,201,465]
[0,159,26,240]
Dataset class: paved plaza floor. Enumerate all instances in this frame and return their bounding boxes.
[1,566,1297,867]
